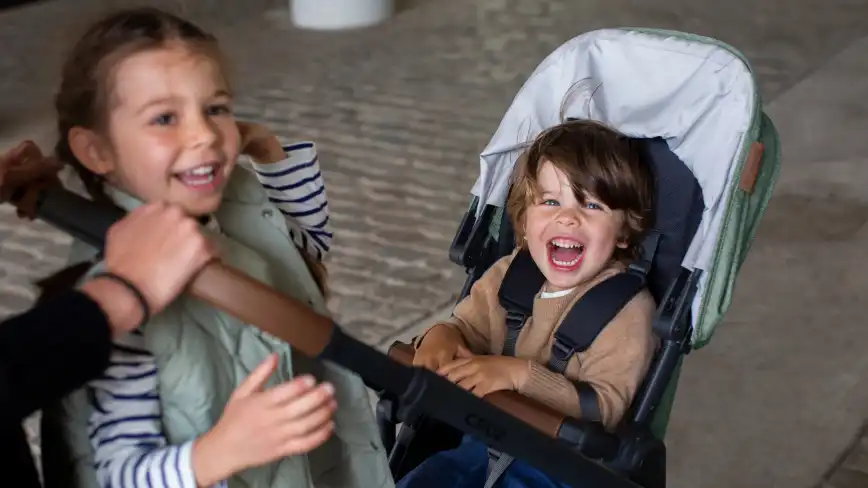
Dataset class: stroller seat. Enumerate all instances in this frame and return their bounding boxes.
[376,28,780,488]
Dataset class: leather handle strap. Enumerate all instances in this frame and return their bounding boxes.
[190,263,334,356]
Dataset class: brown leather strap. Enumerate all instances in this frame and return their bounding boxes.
[190,263,335,356]
[387,342,566,439]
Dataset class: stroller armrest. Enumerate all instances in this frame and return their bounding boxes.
[388,342,565,438]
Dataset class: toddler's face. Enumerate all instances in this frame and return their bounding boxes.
[524,160,626,291]
[96,44,240,216]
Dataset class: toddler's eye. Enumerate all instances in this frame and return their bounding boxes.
[151,112,176,126]
[206,104,232,116]
[585,201,602,210]
[541,199,560,206]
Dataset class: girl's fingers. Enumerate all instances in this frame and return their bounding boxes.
[260,374,318,406]
[278,398,337,439]
[229,354,279,401]
[274,382,335,420]
[279,420,335,456]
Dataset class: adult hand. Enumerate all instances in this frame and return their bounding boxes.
[0,141,62,218]
[80,202,217,335]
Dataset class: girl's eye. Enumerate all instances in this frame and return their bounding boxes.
[151,112,176,126]
[206,104,232,116]
[585,201,603,210]
[541,199,560,206]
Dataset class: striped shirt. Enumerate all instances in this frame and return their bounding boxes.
[88,142,331,488]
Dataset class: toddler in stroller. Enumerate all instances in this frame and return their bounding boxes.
[379,28,781,488]
[403,119,659,488]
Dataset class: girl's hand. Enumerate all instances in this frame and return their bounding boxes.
[237,121,285,164]
[192,354,336,485]
[438,345,531,398]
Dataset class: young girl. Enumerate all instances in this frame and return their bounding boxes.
[31,7,392,488]
[404,120,659,488]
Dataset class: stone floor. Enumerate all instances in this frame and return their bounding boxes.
[4,0,868,487]
[818,423,868,488]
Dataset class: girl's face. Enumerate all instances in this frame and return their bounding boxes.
[80,44,240,216]
[524,160,627,291]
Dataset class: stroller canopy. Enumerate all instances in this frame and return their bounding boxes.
[474,28,760,334]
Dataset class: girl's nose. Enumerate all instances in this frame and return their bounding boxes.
[186,114,219,148]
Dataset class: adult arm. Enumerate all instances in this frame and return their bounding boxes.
[0,275,142,425]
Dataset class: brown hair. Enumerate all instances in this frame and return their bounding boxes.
[37,7,328,301]
[506,119,655,262]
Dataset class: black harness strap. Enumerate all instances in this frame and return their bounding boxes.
[573,381,602,422]
[547,271,649,373]
[547,231,661,422]
[497,249,545,357]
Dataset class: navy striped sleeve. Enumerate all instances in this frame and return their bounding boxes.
[250,141,333,260]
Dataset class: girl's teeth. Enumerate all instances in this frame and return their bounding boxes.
[552,257,580,266]
[188,166,214,176]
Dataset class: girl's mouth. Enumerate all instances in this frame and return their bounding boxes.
[547,237,585,271]
[175,163,222,190]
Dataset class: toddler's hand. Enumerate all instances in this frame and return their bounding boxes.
[237,121,284,164]
[438,345,531,398]
[413,324,465,372]
[192,354,336,485]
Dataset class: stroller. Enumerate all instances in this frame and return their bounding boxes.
[375,28,781,487]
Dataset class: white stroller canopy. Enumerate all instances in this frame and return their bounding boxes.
[473,28,757,280]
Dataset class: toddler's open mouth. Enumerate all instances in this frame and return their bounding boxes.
[547,237,585,271]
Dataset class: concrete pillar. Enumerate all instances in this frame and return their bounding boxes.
[290,0,394,30]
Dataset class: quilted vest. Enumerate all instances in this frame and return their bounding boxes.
[40,166,393,488]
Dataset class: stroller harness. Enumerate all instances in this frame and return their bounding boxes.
[485,232,660,487]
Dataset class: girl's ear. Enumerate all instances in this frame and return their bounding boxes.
[68,127,114,175]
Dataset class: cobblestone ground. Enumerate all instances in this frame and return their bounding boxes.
[5,0,868,485]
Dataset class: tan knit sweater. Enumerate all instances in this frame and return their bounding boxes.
[416,251,657,429]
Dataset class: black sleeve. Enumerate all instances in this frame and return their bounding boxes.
[0,290,112,424]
